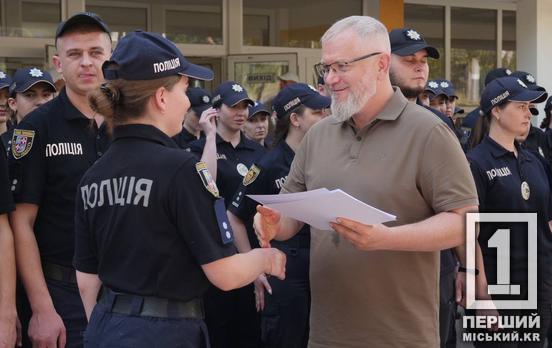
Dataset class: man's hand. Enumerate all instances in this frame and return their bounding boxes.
[455,269,466,308]
[253,274,272,312]
[263,248,286,280]
[330,217,390,251]
[254,205,281,248]
[28,309,66,348]
[199,107,218,138]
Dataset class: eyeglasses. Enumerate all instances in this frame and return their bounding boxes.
[314,52,382,78]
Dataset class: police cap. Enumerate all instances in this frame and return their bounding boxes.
[0,71,12,90]
[480,76,548,114]
[272,83,331,119]
[248,101,271,120]
[55,12,111,40]
[186,87,212,116]
[211,81,253,108]
[102,31,214,81]
[9,67,56,96]
[389,28,439,59]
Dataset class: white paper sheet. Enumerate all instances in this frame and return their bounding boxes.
[248,188,396,230]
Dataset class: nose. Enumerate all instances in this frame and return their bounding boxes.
[80,52,92,66]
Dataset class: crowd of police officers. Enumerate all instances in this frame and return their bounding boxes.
[0,10,552,348]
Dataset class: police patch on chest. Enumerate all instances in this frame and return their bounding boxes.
[243,164,261,186]
[11,129,35,159]
[196,161,220,198]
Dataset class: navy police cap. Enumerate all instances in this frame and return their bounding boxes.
[102,31,213,81]
[272,83,331,119]
[0,71,12,89]
[484,67,512,86]
[9,67,56,95]
[186,87,212,116]
[425,80,447,100]
[56,12,111,40]
[212,81,253,107]
[510,71,546,92]
[545,96,552,116]
[389,28,439,59]
[480,76,548,114]
[248,101,271,120]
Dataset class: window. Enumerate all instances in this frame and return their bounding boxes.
[243,0,362,48]
[86,3,148,40]
[1,0,61,38]
[451,7,497,106]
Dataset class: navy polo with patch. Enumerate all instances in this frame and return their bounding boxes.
[8,88,111,267]
[467,135,552,298]
[229,141,310,247]
[188,133,265,206]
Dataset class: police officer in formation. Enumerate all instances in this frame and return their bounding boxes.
[188,80,267,348]
[72,30,285,347]
[172,87,213,149]
[0,71,12,135]
[0,136,17,347]
[227,83,330,348]
[242,102,271,148]
[468,76,552,346]
[8,12,112,348]
[1,67,57,153]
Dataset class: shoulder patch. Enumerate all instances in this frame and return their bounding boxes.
[243,164,261,186]
[11,129,35,159]
[195,161,220,198]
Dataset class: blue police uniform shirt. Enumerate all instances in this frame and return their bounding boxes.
[8,88,111,267]
[0,142,14,215]
[172,128,201,149]
[228,141,310,247]
[188,133,266,206]
[1,128,11,155]
[74,124,235,302]
[522,125,550,161]
[467,136,552,298]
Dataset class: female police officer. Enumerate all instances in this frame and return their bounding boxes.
[227,83,330,348]
[188,81,266,348]
[73,31,286,347]
[467,76,552,346]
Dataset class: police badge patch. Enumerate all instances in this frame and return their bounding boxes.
[243,165,261,186]
[195,161,220,198]
[11,129,35,159]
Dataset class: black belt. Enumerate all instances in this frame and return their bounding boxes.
[42,262,77,284]
[99,287,204,319]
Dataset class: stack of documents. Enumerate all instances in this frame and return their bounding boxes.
[248,188,396,230]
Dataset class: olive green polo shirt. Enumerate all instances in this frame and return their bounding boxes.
[282,87,478,348]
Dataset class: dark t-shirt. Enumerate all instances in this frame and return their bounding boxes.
[8,88,111,266]
[74,124,235,301]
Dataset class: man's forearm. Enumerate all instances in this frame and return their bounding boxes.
[0,215,16,316]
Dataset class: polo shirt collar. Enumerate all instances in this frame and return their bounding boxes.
[113,124,178,148]
[59,88,90,121]
[483,135,531,162]
[329,87,408,125]
[216,132,259,150]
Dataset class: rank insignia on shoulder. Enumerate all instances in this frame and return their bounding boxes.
[196,161,220,198]
[243,164,261,186]
[12,129,35,159]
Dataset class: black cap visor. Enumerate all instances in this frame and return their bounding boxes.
[509,89,548,105]
[392,43,440,59]
[301,93,331,110]
[179,63,214,81]
[15,80,56,94]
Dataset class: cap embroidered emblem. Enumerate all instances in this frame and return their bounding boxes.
[308,84,317,91]
[440,81,449,88]
[517,79,527,88]
[428,81,438,89]
[506,69,512,75]
[406,29,421,41]
[526,74,535,83]
[0,72,6,79]
[29,68,43,78]
[232,84,243,92]
[202,95,210,103]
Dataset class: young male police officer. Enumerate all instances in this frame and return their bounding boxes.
[389,28,463,348]
[8,12,111,348]
[255,16,478,348]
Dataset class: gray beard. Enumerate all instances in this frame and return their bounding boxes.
[330,85,375,122]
